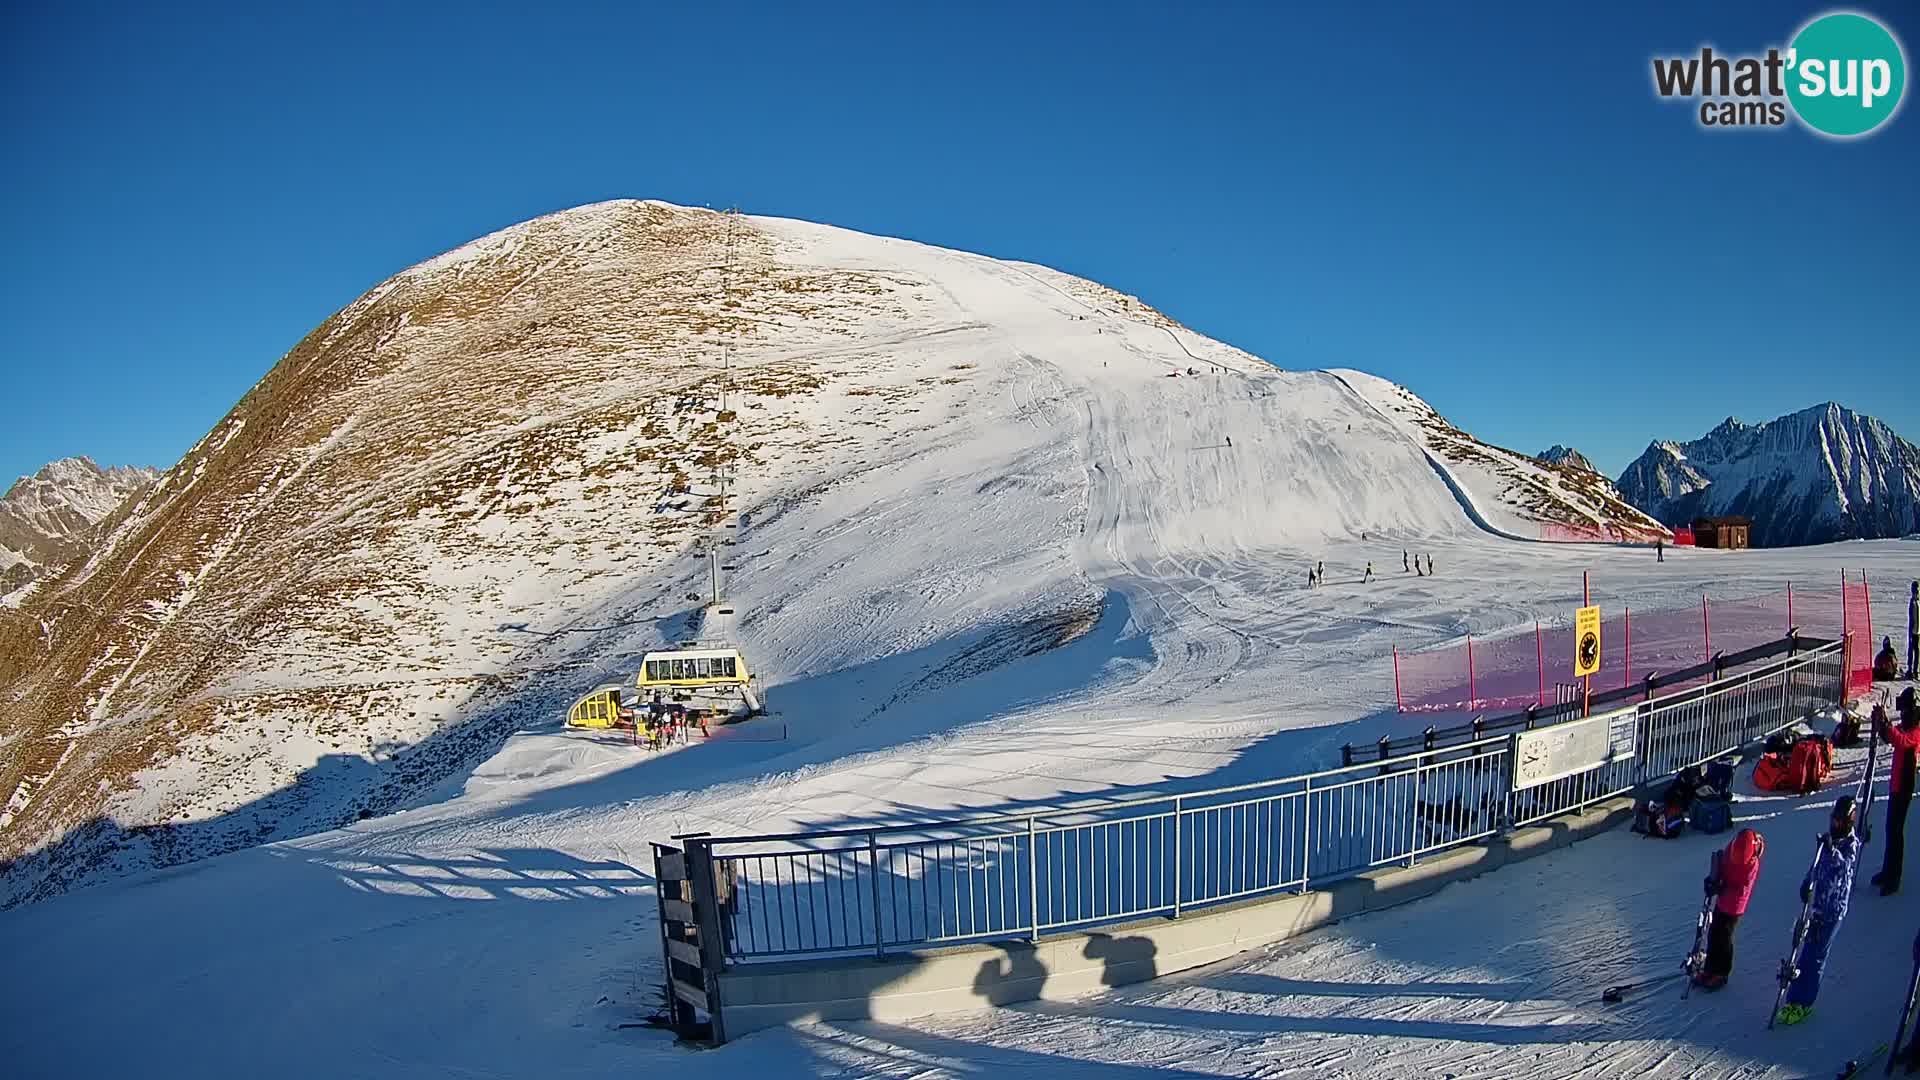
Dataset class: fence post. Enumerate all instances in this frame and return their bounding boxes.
[1786,582,1793,635]
[682,837,729,1045]
[1170,796,1185,918]
[1467,634,1477,711]
[1424,726,1436,751]
[867,831,883,958]
[1026,817,1039,942]
[1473,716,1485,740]
[1524,705,1536,730]
[1702,593,1712,665]
[1863,569,1874,643]
[1341,743,1352,768]
[1645,672,1658,702]
[1407,758,1422,868]
[1535,621,1545,707]
[1392,646,1404,713]
[1298,778,1312,894]
[1378,735,1391,776]
[1624,607,1632,689]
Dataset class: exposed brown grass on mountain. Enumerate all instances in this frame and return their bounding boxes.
[0,201,929,904]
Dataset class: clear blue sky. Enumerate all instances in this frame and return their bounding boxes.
[3,2,1916,484]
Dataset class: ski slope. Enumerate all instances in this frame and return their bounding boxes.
[2,204,1917,1079]
[3,542,1914,1080]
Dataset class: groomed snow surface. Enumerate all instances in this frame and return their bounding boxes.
[4,541,1916,1079]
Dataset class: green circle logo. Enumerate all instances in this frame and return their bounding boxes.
[1786,12,1907,137]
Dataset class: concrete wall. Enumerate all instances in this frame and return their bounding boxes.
[713,796,1633,1040]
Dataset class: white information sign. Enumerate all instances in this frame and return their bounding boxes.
[1510,706,1639,791]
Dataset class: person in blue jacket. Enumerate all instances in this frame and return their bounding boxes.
[1779,795,1861,1025]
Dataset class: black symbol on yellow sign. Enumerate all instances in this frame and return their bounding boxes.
[1578,632,1599,673]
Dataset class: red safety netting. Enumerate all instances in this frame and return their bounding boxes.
[1393,576,1873,715]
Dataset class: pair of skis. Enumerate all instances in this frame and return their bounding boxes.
[1773,708,1883,1029]
[1769,834,1832,1029]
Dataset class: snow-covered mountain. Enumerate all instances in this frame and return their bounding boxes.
[1536,445,1596,473]
[0,201,1671,905]
[0,457,158,599]
[1336,376,1669,543]
[1617,404,1920,547]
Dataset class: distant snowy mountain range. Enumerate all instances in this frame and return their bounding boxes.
[1616,403,1920,547]
[1536,445,1597,473]
[0,458,157,599]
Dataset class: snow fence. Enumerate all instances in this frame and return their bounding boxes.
[1394,577,1874,715]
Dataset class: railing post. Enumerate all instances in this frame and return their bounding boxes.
[1377,735,1391,777]
[1172,796,1184,918]
[682,836,729,1045]
[1298,776,1312,894]
[1407,757,1422,867]
[1644,672,1658,703]
[1341,743,1352,768]
[1026,817,1039,942]
[1524,705,1536,730]
[867,831,883,958]
[1423,726,1436,751]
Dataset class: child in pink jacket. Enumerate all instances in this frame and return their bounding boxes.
[1697,827,1765,989]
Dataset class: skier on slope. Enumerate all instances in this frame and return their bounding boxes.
[1363,562,1374,584]
[1403,550,1410,573]
[1873,689,1920,897]
[1778,796,1863,1025]
[1696,827,1765,990]
[1425,553,1434,576]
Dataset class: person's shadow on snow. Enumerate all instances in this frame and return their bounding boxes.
[973,942,1049,1004]
[1083,932,1158,988]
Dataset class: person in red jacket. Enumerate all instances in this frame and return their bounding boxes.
[1873,688,1920,896]
[1697,827,1765,989]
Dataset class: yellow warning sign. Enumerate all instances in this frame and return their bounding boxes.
[1575,605,1602,678]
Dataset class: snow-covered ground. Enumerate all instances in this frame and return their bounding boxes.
[2,539,1914,1079]
[3,205,1917,1078]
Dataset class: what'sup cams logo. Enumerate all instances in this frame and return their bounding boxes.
[1652,10,1907,136]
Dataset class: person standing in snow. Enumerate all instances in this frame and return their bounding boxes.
[1872,690,1919,896]
[1306,564,1318,590]
[1778,796,1863,1025]
[1907,580,1918,679]
[1403,550,1410,573]
[1316,561,1325,588]
[1656,538,1664,563]
[1424,554,1434,576]
[1697,827,1765,989]
[1363,562,1374,584]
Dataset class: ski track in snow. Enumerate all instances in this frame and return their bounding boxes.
[3,204,1917,1079]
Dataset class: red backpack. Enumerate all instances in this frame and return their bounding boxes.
[1753,752,1793,792]
[1786,736,1833,793]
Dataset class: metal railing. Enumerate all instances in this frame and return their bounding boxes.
[680,638,1846,964]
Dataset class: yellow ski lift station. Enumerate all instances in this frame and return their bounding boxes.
[566,683,633,729]
[636,646,764,715]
